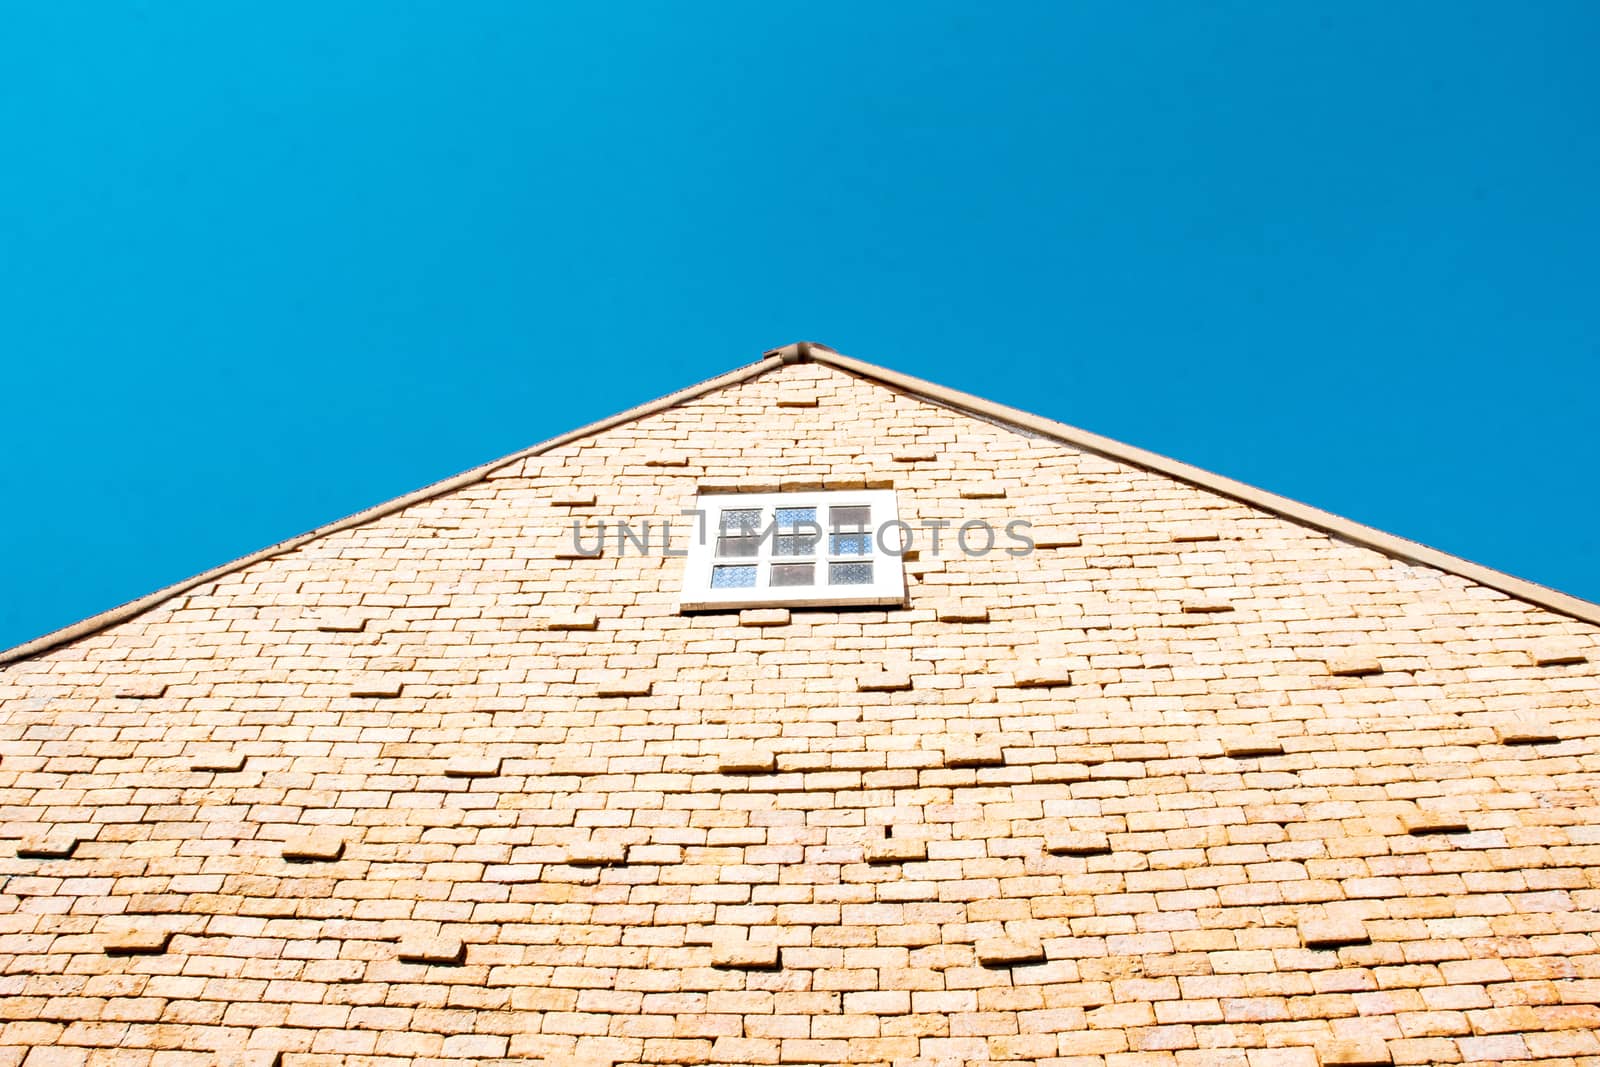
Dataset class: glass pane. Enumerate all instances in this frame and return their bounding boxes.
[774,507,817,529]
[829,505,870,531]
[716,535,759,558]
[721,508,763,534]
[829,533,872,557]
[770,563,815,587]
[829,561,874,586]
[711,565,757,588]
[774,532,820,557]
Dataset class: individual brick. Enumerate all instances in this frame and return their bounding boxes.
[1299,919,1371,949]
[1529,640,1588,666]
[1400,810,1470,836]
[739,608,791,627]
[550,491,597,507]
[103,928,174,956]
[314,613,369,633]
[17,833,80,859]
[942,741,1006,769]
[1012,660,1075,687]
[776,387,819,408]
[349,675,404,698]
[959,481,1008,499]
[189,750,247,773]
[1180,597,1235,614]
[890,448,939,463]
[719,748,778,774]
[114,678,167,699]
[644,454,691,468]
[545,611,600,631]
[397,936,466,966]
[976,937,1046,968]
[936,602,989,623]
[592,674,653,697]
[1045,831,1111,857]
[566,841,627,867]
[1222,737,1284,758]
[554,542,605,560]
[857,668,912,692]
[1172,527,1223,543]
[444,755,503,779]
[1030,527,1083,548]
[865,838,927,864]
[282,833,346,862]
[1326,652,1384,677]
[711,940,781,970]
[1495,721,1559,746]
[1317,1039,1392,1066]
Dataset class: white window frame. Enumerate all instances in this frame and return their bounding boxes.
[678,490,908,611]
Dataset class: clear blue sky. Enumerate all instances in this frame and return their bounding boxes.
[2,4,1597,650]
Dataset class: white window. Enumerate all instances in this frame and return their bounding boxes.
[679,490,907,611]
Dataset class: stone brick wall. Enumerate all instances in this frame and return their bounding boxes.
[1,361,1597,1067]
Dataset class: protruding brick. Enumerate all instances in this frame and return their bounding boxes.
[566,841,627,867]
[858,668,911,692]
[1030,527,1083,549]
[1172,527,1223,543]
[865,838,927,864]
[644,455,691,468]
[1223,738,1285,758]
[315,613,369,633]
[1317,1039,1392,1066]
[1327,652,1384,677]
[1012,660,1074,688]
[1299,919,1370,949]
[545,611,600,631]
[592,674,653,697]
[554,543,604,560]
[114,678,167,699]
[977,937,1045,968]
[1400,811,1470,836]
[959,482,1008,499]
[550,491,597,507]
[936,602,989,623]
[17,833,80,859]
[1045,831,1111,856]
[738,608,791,628]
[189,751,247,773]
[282,833,346,862]
[942,741,1006,769]
[719,748,778,774]
[349,675,404,698]
[1180,597,1235,614]
[444,755,503,779]
[1495,721,1559,746]
[890,448,938,463]
[776,388,819,408]
[1529,640,1588,666]
[104,928,173,956]
[711,939,781,970]
[397,936,466,965]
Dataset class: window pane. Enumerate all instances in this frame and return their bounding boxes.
[774,532,820,557]
[716,535,760,558]
[721,509,763,534]
[774,507,817,529]
[829,505,870,530]
[711,565,758,588]
[829,533,872,557]
[770,563,815,587]
[829,562,874,585]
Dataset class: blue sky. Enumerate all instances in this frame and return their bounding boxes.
[1,3,1597,650]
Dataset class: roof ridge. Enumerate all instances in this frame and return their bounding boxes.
[4,340,1596,667]
[803,344,1600,627]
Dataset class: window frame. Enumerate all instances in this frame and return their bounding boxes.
[679,489,908,611]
